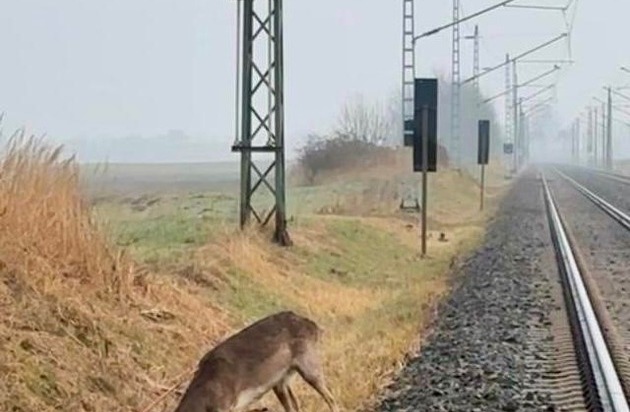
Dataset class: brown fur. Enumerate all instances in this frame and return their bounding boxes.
[173,311,339,412]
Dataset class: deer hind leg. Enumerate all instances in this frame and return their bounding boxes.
[294,350,339,412]
[272,384,296,412]
[286,385,301,412]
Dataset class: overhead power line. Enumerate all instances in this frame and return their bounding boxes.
[414,0,516,41]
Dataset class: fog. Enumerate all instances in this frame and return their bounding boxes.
[0,1,629,163]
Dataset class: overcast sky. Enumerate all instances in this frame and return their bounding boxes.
[0,0,627,162]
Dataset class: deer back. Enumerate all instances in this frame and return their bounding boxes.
[174,311,321,412]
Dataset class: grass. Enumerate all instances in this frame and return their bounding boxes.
[0,134,232,411]
[0,135,510,412]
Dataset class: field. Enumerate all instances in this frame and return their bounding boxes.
[0,137,510,412]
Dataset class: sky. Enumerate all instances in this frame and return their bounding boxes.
[0,0,628,162]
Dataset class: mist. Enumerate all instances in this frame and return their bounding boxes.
[1,1,630,164]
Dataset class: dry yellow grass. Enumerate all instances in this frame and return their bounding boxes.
[0,133,232,411]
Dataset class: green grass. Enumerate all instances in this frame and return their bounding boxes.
[218,268,295,321]
[301,219,414,287]
[91,177,384,266]
[93,192,240,263]
[113,214,205,262]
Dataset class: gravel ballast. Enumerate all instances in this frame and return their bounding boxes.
[373,170,558,412]
[560,167,630,212]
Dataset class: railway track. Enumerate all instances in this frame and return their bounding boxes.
[375,168,630,411]
[542,170,630,412]
[590,169,630,187]
[563,165,630,187]
[553,168,630,231]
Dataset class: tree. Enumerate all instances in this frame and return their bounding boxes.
[334,94,391,145]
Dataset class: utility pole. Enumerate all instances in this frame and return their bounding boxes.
[576,118,581,165]
[586,106,593,166]
[402,0,416,147]
[602,101,606,167]
[464,25,481,93]
[473,25,480,93]
[504,54,513,175]
[451,0,462,168]
[593,106,599,167]
[518,98,524,167]
[512,60,518,172]
[232,0,291,246]
[571,119,577,164]
[400,0,420,212]
[607,86,613,169]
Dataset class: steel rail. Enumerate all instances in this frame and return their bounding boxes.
[592,169,630,186]
[542,172,630,412]
[554,168,630,230]
[565,165,630,186]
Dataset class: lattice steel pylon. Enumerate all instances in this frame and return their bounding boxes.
[402,0,416,147]
[511,59,518,172]
[451,0,461,168]
[504,54,513,170]
[399,0,420,212]
[571,120,577,163]
[232,0,291,246]
[601,102,606,167]
[587,106,593,166]
[594,106,598,167]
[606,86,613,170]
[464,25,481,123]
[472,25,480,93]
[576,118,581,165]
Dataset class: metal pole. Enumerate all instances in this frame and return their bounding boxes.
[239,0,254,228]
[594,106,598,167]
[518,98,524,168]
[402,0,416,146]
[576,118,581,165]
[607,86,613,170]
[504,54,512,176]
[480,164,486,211]
[572,120,576,163]
[273,0,290,245]
[586,106,593,166]
[234,0,291,245]
[451,0,461,168]
[401,0,418,210]
[473,25,480,93]
[512,60,518,173]
[234,0,242,147]
[421,105,429,257]
[602,102,606,167]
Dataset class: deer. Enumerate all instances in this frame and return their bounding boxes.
[173,310,340,412]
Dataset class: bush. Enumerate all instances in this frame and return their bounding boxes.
[297,135,396,185]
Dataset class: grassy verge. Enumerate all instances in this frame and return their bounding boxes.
[88,156,508,411]
[1,136,509,411]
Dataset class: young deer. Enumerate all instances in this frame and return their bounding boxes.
[173,311,339,412]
